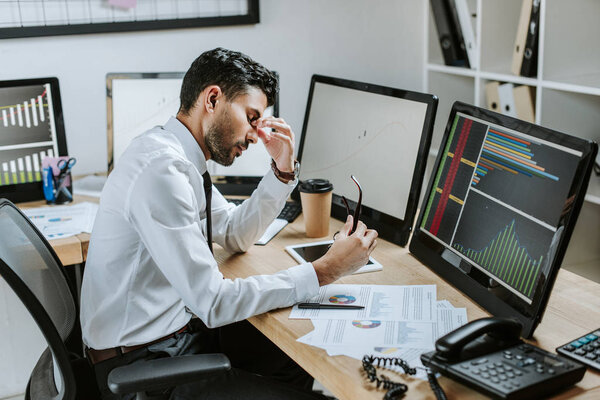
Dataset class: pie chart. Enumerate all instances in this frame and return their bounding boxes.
[352,320,381,329]
[329,295,356,304]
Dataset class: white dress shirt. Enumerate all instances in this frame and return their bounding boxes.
[80,117,319,349]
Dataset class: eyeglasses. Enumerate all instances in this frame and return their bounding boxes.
[341,175,362,235]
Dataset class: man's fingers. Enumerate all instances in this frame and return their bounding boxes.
[257,128,270,142]
[353,220,367,236]
[259,119,294,140]
[368,239,377,254]
[365,229,378,241]
[340,215,353,237]
[269,131,293,146]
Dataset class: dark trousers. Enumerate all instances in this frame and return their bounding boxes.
[92,319,328,400]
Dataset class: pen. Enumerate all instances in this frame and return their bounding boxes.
[297,303,364,310]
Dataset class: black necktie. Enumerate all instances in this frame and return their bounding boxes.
[202,171,213,254]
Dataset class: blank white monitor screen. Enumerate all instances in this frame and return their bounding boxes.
[108,72,274,178]
[297,75,438,246]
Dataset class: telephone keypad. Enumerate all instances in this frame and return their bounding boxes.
[446,344,584,399]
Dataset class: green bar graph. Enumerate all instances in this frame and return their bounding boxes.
[453,219,544,299]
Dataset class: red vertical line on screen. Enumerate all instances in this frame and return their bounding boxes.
[429,118,473,236]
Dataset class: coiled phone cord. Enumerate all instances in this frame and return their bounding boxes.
[362,355,447,400]
[426,367,448,400]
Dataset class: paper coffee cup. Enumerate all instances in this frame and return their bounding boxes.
[299,179,333,238]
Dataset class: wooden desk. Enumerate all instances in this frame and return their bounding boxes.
[26,197,599,399]
[216,216,600,400]
[17,196,94,266]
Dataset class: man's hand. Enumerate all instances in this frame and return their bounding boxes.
[256,116,295,172]
[312,216,378,286]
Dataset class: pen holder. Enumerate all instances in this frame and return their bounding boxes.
[42,156,75,204]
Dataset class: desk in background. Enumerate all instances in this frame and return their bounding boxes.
[32,196,600,399]
[17,196,94,266]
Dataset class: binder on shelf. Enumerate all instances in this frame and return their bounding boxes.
[446,0,470,68]
[513,85,535,123]
[512,0,532,75]
[497,83,517,117]
[430,0,468,67]
[451,0,478,69]
[512,0,540,77]
[485,81,501,113]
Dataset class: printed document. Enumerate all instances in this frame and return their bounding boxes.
[289,284,436,322]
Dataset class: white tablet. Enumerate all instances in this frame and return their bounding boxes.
[285,240,382,274]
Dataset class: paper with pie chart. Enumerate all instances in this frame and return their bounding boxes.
[298,304,467,350]
[307,319,436,349]
[289,284,436,321]
[296,303,467,381]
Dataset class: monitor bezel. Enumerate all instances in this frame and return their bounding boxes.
[106,71,279,196]
[0,77,68,203]
[106,72,185,173]
[295,74,438,247]
[409,101,598,338]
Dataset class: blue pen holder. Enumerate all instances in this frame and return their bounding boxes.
[42,156,75,204]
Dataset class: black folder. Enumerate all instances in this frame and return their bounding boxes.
[430,0,467,67]
[513,0,540,77]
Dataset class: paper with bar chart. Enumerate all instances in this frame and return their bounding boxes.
[421,113,581,303]
[0,84,58,186]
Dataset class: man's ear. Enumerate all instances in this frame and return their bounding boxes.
[203,86,222,114]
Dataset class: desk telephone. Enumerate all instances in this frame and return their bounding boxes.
[421,318,586,400]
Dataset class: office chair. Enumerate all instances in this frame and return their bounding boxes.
[0,199,230,400]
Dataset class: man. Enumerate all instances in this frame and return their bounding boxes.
[80,48,378,399]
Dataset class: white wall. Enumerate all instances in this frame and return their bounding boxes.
[0,0,425,176]
[0,1,425,396]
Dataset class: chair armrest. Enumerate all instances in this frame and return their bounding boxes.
[107,353,231,394]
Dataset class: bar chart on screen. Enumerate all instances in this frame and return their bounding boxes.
[419,111,584,302]
[450,189,554,301]
[0,83,57,186]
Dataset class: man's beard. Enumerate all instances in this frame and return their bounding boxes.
[205,110,248,166]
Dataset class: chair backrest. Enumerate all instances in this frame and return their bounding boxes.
[0,199,77,400]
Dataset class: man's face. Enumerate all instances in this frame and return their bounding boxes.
[205,87,267,166]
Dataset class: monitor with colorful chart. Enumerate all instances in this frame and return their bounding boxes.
[0,77,68,202]
[410,101,597,338]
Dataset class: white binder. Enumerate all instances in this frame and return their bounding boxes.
[497,83,517,117]
[453,0,478,70]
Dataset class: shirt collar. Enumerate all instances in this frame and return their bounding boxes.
[164,116,208,174]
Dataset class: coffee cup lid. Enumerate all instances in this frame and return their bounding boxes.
[298,179,333,193]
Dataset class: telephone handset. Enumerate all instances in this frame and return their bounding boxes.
[421,317,586,400]
[434,317,521,362]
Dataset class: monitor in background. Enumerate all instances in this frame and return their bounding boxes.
[107,72,278,195]
[410,101,598,337]
[0,77,68,202]
[296,74,438,247]
[107,72,184,172]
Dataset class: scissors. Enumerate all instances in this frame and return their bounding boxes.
[55,157,77,197]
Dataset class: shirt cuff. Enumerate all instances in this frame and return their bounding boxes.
[287,262,320,302]
[261,169,297,199]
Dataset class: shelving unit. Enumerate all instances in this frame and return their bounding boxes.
[423,0,600,278]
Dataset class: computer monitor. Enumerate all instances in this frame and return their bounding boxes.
[296,74,438,247]
[0,77,68,202]
[410,101,598,337]
[107,72,278,195]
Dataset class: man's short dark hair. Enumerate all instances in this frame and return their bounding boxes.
[179,47,278,115]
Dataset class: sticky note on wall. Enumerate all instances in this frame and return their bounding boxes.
[108,0,137,9]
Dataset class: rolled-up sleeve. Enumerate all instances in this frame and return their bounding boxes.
[125,157,318,328]
[211,169,297,253]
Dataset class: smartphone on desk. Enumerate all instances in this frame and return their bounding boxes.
[421,317,586,400]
